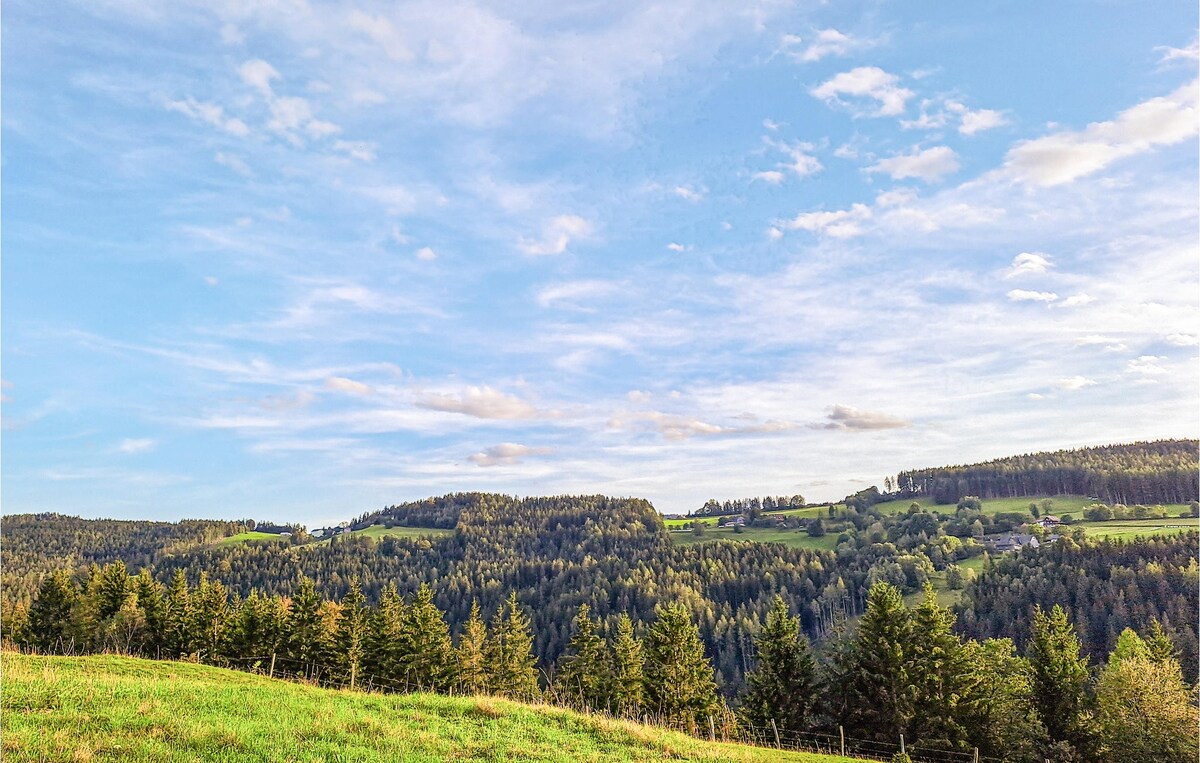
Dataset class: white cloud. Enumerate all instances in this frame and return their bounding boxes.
[904,99,1008,135]
[518,215,594,256]
[609,410,791,440]
[674,185,705,202]
[166,98,250,136]
[415,246,438,261]
[418,386,539,419]
[814,405,909,431]
[324,376,372,395]
[767,139,822,178]
[535,279,619,308]
[203,276,219,287]
[1158,38,1199,63]
[785,29,875,63]
[1075,335,1126,351]
[1007,289,1058,303]
[1127,355,1167,375]
[1057,293,1095,308]
[1056,376,1098,391]
[753,170,786,185]
[959,107,1008,135]
[333,140,377,162]
[779,203,872,238]
[214,151,253,177]
[1003,79,1199,186]
[468,442,551,467]
[1164,333,1199,347]
[811,66,914,117]
[867,146,960,182]
[117,438,157,454]
[239,59,280,95]
[762,118,781,131]
[666,242,686,252]
[1006,252,1051,278]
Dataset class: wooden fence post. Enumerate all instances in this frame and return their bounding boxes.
[269,652,276,679]
[707,715,716,742]
[900,733,906,755]
[973,747,979,763]
[839,725,845,756]
[770,719,781,749]
[350,662,357,690]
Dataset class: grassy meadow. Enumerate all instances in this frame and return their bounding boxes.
[214,531,289,547]
[310,524,455,546]
[0,653,852,763]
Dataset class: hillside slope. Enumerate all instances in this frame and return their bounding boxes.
[0,653,849,763]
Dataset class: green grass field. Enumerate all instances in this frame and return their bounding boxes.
[1074,518,1200,540]
[0,653,850,763]
[310,525,455,546]
[214,531,289,547]
[670,526,840,552]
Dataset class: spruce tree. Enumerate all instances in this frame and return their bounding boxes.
[829,582,913,741]
[905,586,968,747]
[610,613,644,717]
[400,584,457,692]
[555,603,611,711]
[1027,605,1096,759]
[190,573,229,663]
[643,602,718,726]
[133,569,165,657]
[485,592,540,701]
[739,595,816,732]
[364,583,406,685]
[162,569,193,658]
[95,561,134,622]
[456,599,489,695]
[228,589,285,662]
[1143,620,1178,665]
[21,570,81,654]
[335,578,370,688]
[285,577,331,676]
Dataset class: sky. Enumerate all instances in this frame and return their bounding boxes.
[2,1,1198,525]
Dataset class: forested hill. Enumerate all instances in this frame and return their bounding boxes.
[895,439,1199,504]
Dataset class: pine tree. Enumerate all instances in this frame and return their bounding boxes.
[21,570,81,654]
[739,595,816,732]
[485,592,540,701]
[95,561,134,622]
[399,584,457,692]
[1027,605,1096,759]
[456,599,489,695]
[643,602,718,726]
[905,586,968,747]
[364,583,406,685]
[1143,620,1177,665]
[555,604,611,711]
[335,578,370,688]
[829,582,913,741]
[610,613,644,717]
[1096,637,1198,762]
[227,589,285,662]
[190,572,229,662]
[162,569,193,658]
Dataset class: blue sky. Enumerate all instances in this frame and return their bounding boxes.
[3,1,1197,524]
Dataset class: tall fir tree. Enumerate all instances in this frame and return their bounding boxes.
[335,578,371,688]
[162,569,193,657]
[643,602,718,726]
[20,570,81,654]
[190,572,229,662]
[364,583,406,685]
[609,613,644,718]
[1026,605,1096,760]
[828,582,913,741]
[905,586,968,747]
[555,604,611,711]
[739,595,816,731]
[285,577,331,676]
[485,591,540,701]
[399,584,457,692]
[456,599,489,695]
[133,568,165,657]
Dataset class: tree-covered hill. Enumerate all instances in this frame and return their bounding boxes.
[895,439,1199,504]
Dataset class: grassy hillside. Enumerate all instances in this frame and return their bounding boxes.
[0,653,850,763]
[311,524,455,546]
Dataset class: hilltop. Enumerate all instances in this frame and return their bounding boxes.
[0,653,848,763]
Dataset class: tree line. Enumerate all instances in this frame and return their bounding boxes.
[894,439,1199,505]
[17,561,1196,763]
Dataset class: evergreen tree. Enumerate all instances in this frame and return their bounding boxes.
[610,613,644,717]
[21,570,81,654]
[456,599,489,695]
[133,568,165,657]
[555,604,611,711]
[1026,605,1096,759]
[364,583,406,685]
[1096,642,1198,762]
[905,586,968,747]
[399,584,457,692]
[1143,620,1178,665]
[190,572,229,662]
[227,589,285,662]
[162,569,193,657]
[95,561,134,622]
[285,577,331,676]
[739,595,816,731]
[957,638,1047,763]
[829,582,913,741]
[335,578,370,688]
[485,592,540,701]
[643,602,718,726]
